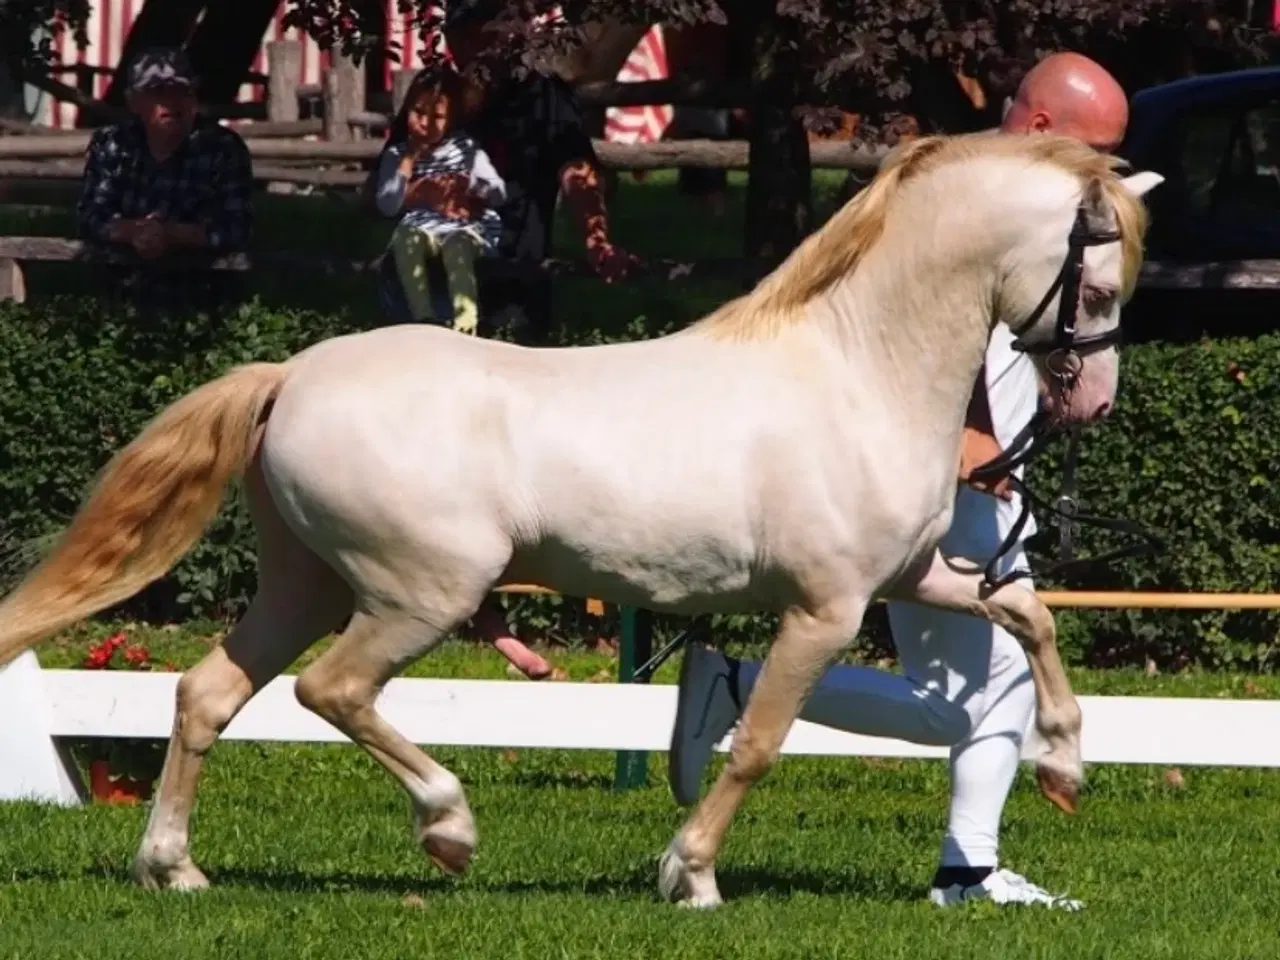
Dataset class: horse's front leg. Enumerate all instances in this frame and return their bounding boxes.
[888,549,1083,813]
[658,597,868,908]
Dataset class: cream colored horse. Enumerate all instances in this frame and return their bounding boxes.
[0,131,1161,907]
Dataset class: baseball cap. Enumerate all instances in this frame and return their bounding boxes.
[128,47,197,92]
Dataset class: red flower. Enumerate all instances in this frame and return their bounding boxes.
[123,645,151,667]
[104,632,128,650]
[82,644,113,669]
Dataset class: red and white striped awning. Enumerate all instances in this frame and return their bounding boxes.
[603,26,671,146]
[30,1,670,140]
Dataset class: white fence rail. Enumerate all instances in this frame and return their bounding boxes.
[2,651,1278,806]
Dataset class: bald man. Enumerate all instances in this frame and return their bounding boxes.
[666,52,1130,911]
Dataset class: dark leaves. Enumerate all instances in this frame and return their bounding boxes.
[8,0,1278,141]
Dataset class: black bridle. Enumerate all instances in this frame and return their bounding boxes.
[968,204,1165,591]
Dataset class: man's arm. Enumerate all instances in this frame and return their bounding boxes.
[170,133,254,252]
[958,366,1013,500]
[543,78,634,280]
[76,129,128,244]
[559,158,610,250]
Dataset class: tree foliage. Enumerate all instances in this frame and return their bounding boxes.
[279,0,1279,139]
[3,0,1276,141]
[0,0,93,68]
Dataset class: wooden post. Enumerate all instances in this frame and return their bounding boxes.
[266,40,302,123]
[323,52,363,142]
[392,68,417,115]
[0,259,26,303]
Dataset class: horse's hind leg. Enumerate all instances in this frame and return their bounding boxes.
[659,597,868,908]
[134,461,354,891]
[293,604,480,875]
[886,549,1083,814]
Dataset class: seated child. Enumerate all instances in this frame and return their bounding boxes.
[370,67,553,681]
[373,66,505,334]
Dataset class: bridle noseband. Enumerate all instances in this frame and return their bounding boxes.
[969,203,1165,591]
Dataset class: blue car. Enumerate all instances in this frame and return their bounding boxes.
[1117,66,1280,341]
[1120,65,1280,261]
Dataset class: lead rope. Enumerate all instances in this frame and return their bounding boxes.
[967,420,1165,592]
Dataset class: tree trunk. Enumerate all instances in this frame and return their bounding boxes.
[736,3,811,267]
[183,0,281,107]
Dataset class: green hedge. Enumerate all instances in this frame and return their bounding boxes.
[1,296,1278,669]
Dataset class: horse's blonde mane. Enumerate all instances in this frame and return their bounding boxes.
[692,131,1149,341]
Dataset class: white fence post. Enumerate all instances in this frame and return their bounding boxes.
[0,651,84,805]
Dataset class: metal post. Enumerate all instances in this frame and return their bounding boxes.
[612,606,654,790]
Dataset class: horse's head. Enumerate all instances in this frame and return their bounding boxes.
[997,163,1163,426]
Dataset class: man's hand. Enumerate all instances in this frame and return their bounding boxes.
[585,235,638,283]
[105,218,146,244]
[959,425,1013,500]
[130,215,168,260]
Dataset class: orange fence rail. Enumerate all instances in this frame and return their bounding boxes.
[496,583,1280,612]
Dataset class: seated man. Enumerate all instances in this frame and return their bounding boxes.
[76,47,253,315]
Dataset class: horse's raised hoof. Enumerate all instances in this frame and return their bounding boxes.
[133,854,210,892]
[423,833,475,875]
[418,806,477,875]
[1036,762,1081,814]
[658,841,723,909]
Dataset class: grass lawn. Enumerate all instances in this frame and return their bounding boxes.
[1,628,1278,959]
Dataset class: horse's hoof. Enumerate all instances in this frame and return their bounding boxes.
[658,842,722,909]
[414,791,477,876]
[423,833,475,875]
[133,855,210,892]
[1036,763,1081,814]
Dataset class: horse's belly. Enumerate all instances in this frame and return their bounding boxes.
[511,511,768,614]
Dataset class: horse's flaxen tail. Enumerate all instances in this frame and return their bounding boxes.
[0,361,289,668]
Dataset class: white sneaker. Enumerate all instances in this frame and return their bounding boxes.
[929,868,1084,911]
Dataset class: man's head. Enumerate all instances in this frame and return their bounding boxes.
[125,47,199,139]
[1001,52,1128,152]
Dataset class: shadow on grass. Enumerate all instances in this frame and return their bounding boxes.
[199,859,921,904]
[4,841,922,905]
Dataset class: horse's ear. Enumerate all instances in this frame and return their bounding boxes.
[1119,170,1165,198]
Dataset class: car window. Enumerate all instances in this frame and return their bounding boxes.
[1175,98,1280,222]
[1177,110,1235,213]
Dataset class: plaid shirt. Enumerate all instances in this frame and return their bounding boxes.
[76,115,253,314]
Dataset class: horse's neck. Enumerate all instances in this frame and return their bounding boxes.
[816,234,995,443]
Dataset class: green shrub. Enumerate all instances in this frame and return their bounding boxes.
[1026,337,1280,670]
[1,296,1277,669]
[0,296,365,622]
